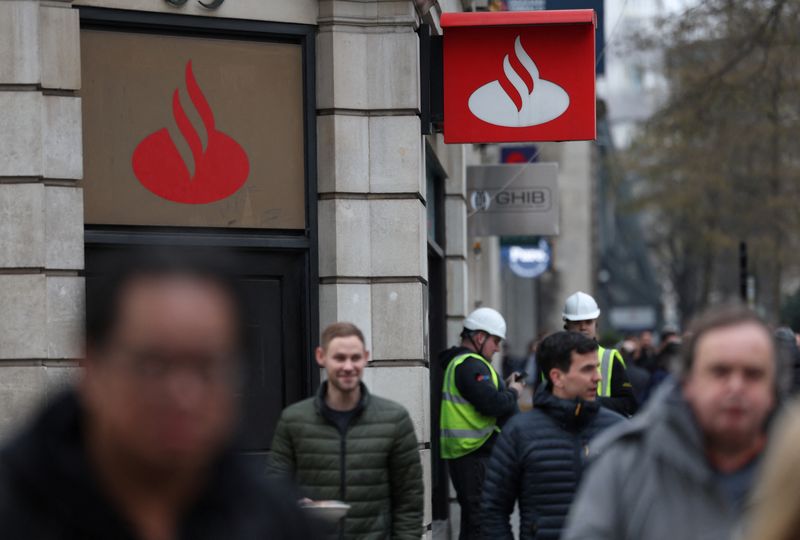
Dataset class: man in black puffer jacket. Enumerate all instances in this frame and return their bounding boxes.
[480,332,624,540]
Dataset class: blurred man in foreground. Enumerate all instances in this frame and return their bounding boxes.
[563,304,776,540]
[0,249,319,539]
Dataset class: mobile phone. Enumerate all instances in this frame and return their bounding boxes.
[514,371,528,382]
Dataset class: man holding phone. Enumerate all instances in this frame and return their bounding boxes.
[439,308,523,540]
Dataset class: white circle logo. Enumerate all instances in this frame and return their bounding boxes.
[468,36,570,128]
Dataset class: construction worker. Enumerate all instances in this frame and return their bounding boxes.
[561,291,638,416]
[439,307,523,540]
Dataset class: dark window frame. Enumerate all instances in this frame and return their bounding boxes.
[425,141,449,521]
[77,6,320,398]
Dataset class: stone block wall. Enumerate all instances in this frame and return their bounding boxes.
[0,0,84,437]
[317,1,436,534]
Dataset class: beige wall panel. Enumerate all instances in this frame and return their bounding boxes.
[81,30,305,229]
[73,0,318,26]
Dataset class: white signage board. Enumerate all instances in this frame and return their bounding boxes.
[467,163,559,236]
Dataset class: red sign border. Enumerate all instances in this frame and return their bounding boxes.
[442,10,597,144]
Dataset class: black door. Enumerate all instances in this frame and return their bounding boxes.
[84,238,317,465]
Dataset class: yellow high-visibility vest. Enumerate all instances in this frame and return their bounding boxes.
[440,353,500,459]
[597,346,626,397]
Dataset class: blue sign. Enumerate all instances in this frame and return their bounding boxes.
[501,145,539,164]
[502,239,551,278]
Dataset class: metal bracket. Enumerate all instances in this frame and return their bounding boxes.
[418,24,444,135]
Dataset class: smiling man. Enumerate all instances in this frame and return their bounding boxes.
[563,304,777,540]
[479,332,624,540]
[267,322,423,540]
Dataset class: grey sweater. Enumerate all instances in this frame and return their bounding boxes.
[562,380,762,540]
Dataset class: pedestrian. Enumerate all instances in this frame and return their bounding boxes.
[561,291,638,415]
[267,322,423,540]
[480,331,624,539]
[640,339,679,404]
[0,248,321,539]
[562,303,777,540]
[774,326,800,398]
[634,329,657,372]
[523,331,550,388]
[439,307,523,540]
[744,399,800,540]
[618,334,651,406]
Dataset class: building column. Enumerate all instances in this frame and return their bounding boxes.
[0,0,84,435]
[317,0,432,535]
[550,140,594,331]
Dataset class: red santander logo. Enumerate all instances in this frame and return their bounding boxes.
[442,11,596,144]
[132,61,250,204]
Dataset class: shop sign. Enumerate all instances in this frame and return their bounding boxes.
[609,306,658,331]
[81,30,306,229]
[501,145,538,164]
[502,239,551,278]
[467,163,559,236]
[442,10,596,143]
[489,0,606,74]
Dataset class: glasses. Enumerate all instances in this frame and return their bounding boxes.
[105,342,241,387]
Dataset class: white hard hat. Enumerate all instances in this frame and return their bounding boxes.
[463,307,507,340]
[562,291,600,321]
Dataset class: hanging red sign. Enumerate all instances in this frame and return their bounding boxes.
[442,10,596,144]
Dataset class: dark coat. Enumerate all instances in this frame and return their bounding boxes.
[480,389,624,540]
[0,391,319,540]
[267,382,423,540]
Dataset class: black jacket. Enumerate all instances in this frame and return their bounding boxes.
[440,346,519,453]
[0,391,322,540]
[480,389,624,540]
[596,350,638,416]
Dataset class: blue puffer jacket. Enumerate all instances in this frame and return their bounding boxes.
[480,388,624,540]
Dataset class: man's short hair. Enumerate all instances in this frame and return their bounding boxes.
[681,302,772,375]
[320,322,365,351]
[86,246,247,353]
[537,331,598,385]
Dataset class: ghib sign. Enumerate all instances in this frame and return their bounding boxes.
[442,10,596,143]
[467,163,559,236]
[470,189,551,212]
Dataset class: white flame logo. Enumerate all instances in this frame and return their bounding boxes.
[468,36,570,128]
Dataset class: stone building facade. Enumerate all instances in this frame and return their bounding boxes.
[0,2,599,537]
[0,0,477,537]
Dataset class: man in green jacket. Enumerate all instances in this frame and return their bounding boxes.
[268,322,423,540]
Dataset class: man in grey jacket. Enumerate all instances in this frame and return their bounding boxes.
[562,304,776,540]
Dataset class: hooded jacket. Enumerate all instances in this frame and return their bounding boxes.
[562,380,764,540]
[267,382,423,540]
[0,390,319,540]
[479,388,624,540]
